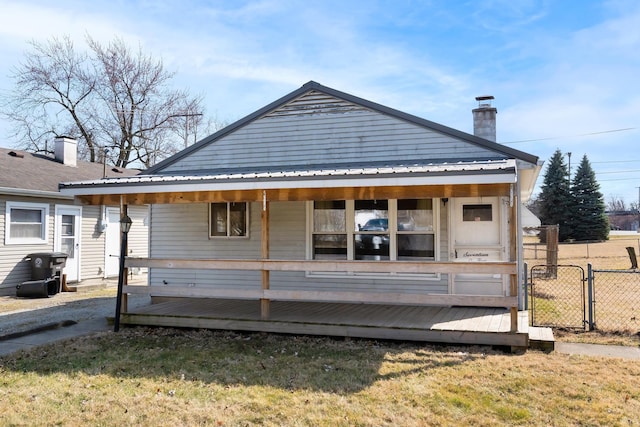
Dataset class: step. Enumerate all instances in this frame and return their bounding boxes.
[528,326,555,352]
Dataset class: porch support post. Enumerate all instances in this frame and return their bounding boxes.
[509,187,518,333]
[114,198,129,332]
[260,191,270,320]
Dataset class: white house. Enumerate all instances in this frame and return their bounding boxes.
[0,137,148,295]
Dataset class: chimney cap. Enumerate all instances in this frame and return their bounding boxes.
[475,95,494,101]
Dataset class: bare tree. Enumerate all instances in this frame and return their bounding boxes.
[606,196,628,212]
[2,35,204,168]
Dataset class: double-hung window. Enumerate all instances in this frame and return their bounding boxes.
[209,202,248,238]
[309,198,438,278]
[5,201,49,244]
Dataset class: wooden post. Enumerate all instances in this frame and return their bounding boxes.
[260,192,270,320]
[509,191,518,333]
[122,203,129,313]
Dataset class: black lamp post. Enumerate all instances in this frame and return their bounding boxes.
[114,214,132,332]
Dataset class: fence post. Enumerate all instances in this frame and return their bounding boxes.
[587,263,595,331]
[523,262,529,311]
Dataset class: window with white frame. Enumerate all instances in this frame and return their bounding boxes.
[209,202,248,238]
[5,201,49,244]
[309,199,438,276]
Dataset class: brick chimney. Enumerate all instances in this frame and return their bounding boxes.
[472,96,497,142]
[54,136,77,167]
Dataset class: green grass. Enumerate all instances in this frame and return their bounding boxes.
[1,327,640,426]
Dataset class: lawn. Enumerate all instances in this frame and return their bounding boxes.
[1,328,640,426]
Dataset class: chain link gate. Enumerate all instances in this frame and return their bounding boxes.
[529,265,588,329]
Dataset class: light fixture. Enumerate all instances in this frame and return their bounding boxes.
[120,214,132,234]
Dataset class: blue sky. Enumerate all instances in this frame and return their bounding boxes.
[0,0,639,204]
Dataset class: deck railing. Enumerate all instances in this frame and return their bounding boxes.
[123,257,519,332]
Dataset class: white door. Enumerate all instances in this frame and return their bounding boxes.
[55,206,82,282]
[450,197,507,295]
[105,208,121,277]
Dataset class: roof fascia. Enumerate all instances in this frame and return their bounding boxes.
[1,187,73,200]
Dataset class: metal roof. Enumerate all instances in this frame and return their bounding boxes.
[60,159,517,195]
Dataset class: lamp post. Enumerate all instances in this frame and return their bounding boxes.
[114,214,132,332]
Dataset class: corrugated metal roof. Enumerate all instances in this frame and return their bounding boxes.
[60,159,516,189]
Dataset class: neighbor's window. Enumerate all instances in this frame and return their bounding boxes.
[5,201,49,244]
[463,204,493,222]
[209,202,248,237]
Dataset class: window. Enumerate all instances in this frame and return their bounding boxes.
[209,202,248,237]
[5,201,49,244]
[309,199,438,278]
[312,201,346,259]
[463,204,493,222]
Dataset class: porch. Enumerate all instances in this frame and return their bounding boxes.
[120,298,542,350]
[117,257,554,351]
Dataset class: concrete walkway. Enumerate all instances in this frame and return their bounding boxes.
[555,342,640,360]
[0,317,111,356]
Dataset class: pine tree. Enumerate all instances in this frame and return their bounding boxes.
[569,155,609,241]
[538,149,573,241]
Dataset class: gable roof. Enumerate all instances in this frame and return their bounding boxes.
[146,81,538,175]
[0,147,139,198]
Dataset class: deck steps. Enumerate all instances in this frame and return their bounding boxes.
[528,326,555,352]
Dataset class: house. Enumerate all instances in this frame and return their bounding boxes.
[606,210,639,231]
[59,81,545,348]
[0,137,149,295]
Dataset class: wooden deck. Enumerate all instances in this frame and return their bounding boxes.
[121,298,537,349]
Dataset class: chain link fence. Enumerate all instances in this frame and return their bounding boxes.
[528,265,586,329]
[528,264,640,334]
[591,269,640,333]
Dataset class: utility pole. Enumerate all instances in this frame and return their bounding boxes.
[566,152,572,181]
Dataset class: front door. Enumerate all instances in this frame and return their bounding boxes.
[450,197,507,295]
[105,208,121,277]
[55,206,82,282]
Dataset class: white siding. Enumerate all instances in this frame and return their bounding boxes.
[149,201,449,295]
[162,92,504,174]
[79,205,105,280]
[0,196,56,292]
[79,205,148,280]
[0,197,149,292]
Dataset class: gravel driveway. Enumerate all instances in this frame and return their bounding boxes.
[0,278,150,338]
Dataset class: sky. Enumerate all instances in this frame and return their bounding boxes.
[0,0,639,205]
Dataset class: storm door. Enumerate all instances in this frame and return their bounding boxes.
[450,197,508,295]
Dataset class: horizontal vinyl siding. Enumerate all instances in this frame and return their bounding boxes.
[127,205,149,276]
[163,108,504,174]
[149,200,449,296]
[0,196,56,290]
[79,206,105,280]
[78,205,148,281]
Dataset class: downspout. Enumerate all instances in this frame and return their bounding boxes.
[515,173,524,310]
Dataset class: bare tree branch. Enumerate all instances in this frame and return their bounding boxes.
[1,35,205,168]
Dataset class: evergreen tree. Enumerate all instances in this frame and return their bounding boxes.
[569,155,609,241]
[538,149,573,241]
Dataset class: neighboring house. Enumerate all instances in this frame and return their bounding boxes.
[0,137,149,295]
[60,82,544,347]
[607,211,639,231]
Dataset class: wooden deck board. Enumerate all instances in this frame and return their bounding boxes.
[123,298,529,347]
